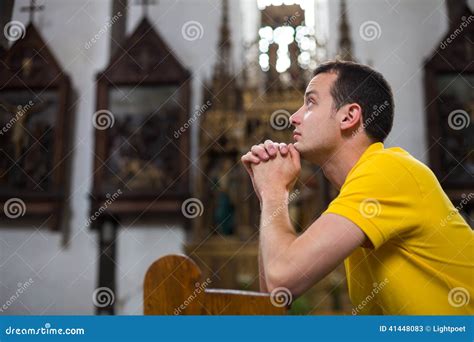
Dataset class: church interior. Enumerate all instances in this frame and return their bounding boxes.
[0,0,472,315]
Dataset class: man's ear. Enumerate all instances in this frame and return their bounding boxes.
[340,103,362,131]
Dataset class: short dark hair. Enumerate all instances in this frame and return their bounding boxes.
[313,60,394,142]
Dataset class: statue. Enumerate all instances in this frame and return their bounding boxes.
[210,158,236,236]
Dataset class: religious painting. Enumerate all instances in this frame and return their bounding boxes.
[0,24,71,230]
[105,86,184,194]
[0,90,58,192]
[90,17,190,223]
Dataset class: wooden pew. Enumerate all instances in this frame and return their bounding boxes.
[144,254,287,315]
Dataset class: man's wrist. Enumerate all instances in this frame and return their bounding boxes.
[260,188,289,206]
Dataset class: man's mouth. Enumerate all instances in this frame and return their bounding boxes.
[293,131,301,141]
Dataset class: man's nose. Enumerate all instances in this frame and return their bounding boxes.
[290,110,301,126]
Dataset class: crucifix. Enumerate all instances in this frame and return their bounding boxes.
[20,0,44,24]
[134,0,156,18]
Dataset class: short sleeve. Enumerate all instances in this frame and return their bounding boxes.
[323,154,423,250]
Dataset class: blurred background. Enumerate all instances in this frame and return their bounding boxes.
[0,0,472,315]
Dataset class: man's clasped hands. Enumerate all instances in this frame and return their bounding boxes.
[240,140,301,203]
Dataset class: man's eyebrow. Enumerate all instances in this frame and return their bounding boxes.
[304,90,319,99]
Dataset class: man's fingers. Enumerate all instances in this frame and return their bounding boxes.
[241,152,261,165]
[288,143,300,167]
[278,143,289,156]
[249,141,291,161]
[264,139,278,157]
[251,144,270,160]
[241,153,258,177]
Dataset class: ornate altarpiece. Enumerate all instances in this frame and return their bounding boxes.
[185,1,346,314]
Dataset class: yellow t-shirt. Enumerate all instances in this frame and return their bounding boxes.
[324,142,474,315]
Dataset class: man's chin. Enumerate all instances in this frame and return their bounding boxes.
[294,143,316,162]
[293,142,305,157]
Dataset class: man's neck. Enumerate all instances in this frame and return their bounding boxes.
[321,142,373,190]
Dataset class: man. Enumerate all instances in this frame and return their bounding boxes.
[241,60,473,315]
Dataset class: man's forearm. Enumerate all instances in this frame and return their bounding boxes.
[258,247,268,292]
[259,191,298,290]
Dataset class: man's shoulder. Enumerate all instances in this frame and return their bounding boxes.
[347,147,433,196]
[361,146,431,177]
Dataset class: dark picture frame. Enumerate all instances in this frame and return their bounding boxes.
[0,24,71,231]
[90,18,191,226]
[424,6,473,202]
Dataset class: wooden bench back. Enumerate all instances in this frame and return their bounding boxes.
[144,254,286,315]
